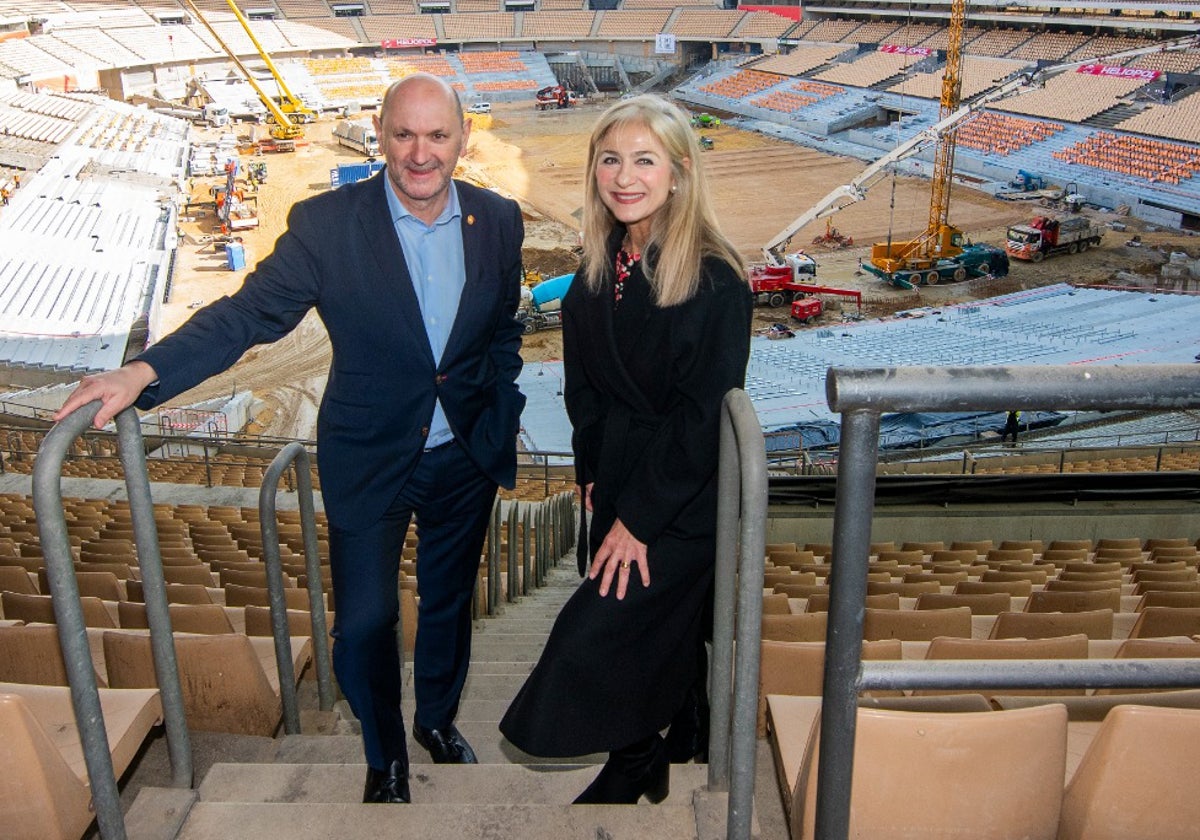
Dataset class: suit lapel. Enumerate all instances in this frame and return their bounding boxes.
[358,171,436,367]
[442,182,485,364]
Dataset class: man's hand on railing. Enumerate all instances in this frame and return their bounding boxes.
[54,361,159,429]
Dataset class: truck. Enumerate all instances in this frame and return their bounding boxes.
[748,253,818,307]
[333,119,379,157]
[330,161,384,189]
[1005,215,1103,262]
[518,272,573,333]
[535,86,575,110]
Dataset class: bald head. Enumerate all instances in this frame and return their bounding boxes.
[380,73,463,125]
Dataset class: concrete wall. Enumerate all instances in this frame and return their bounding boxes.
[765,499,1199,549]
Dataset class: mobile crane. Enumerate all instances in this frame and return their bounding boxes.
[761,35,1199,289]
[179,0,315,147]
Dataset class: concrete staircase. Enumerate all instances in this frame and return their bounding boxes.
[126,562,743,840]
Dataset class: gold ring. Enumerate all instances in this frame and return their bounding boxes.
[620,560,630,570]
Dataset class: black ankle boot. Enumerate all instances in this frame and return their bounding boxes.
[573,734,669,805]
[665,682,710,764]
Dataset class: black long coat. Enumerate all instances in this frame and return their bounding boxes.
[500,248,753,757]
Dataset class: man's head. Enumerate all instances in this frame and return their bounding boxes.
[374,74,469,224]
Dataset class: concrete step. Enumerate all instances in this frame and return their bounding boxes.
[175,801,702,840]
[474,618,560,635]
[199,762,710,806]
[272,726,606,766]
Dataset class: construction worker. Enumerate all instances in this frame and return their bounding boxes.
[1002,410,1021,445]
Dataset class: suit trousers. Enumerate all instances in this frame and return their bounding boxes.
[328,439,497,771]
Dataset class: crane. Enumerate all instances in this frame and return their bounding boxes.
[762,34,1200,288]
[179,0,315,145]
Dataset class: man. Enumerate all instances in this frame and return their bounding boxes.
[55,74,526,804]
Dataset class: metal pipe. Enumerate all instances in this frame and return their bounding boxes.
[487,498,501,615]
[522,506,532,596]
[260,442,334,725]
[114,408,193,788]
[726,390,768,840]
[34,402,127,840]
[814,408,880,840]
[860,658,1200,691]
[707,391,740,791]
[257,457,299,735]
[827,364,1200,414]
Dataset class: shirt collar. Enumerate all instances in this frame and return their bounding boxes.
[383,171,462,230]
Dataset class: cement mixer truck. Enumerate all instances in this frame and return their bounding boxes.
[518,273,573,333]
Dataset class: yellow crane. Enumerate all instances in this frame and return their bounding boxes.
[179,0,315,144]
[863,0,1004,287]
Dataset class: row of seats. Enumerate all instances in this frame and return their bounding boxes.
[1053,130,1200,184]
[768,694,1200,840]
[955,111,1065,156]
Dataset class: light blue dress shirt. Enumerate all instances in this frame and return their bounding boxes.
[383,176,466,449]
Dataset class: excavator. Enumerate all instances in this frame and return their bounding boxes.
[179,0,315,149]
[761,33,1199,289]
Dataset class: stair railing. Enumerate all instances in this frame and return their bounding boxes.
[708,388,768,840]
[258,441,335,733]
[816,364,1200,840]
[33,402,193,840]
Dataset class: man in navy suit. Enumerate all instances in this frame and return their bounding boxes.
[56,74,526,803]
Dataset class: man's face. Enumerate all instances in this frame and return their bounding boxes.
[374,78,470,223]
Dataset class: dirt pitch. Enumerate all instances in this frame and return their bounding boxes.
[164,99,1195,439]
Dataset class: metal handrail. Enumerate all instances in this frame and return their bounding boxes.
[33,402,193,840]
[258,442,334,733]
[816,364,1200,840]
[708,388,768,840]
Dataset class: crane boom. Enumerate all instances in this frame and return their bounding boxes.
[762,33,1200,265]
[178,0,310,140]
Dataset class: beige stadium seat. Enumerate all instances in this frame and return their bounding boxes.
[1025,588,1121,614]
[224,583,316,611]
[37,570,122,602]
[989,609,1114,641]
[805,592,900,613]
[774,582,830,599]
[2,592,115,629]
[757,639,902,734]
[863,606,972,641]
[0,565,36,596]
[762,593,791,615]
[956,579,1034,597]
[1059,705,1200,840]
[117,601,236,634]
[866,580,941,598]
[916,634,1089,698]
[0,682,161,840]
[761,612,828,642]
[1135,590,1200,611]
[103,630,309,737]
[1127,607,1200,639]
[915,592,1011,615]
[124,579,213,605]
[774,697,1067,840]
[0,624,106,687]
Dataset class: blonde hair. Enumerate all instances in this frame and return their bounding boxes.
[580,95,745,307]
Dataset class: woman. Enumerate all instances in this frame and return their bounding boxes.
[500,95,753,804]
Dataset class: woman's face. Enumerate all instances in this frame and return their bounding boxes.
[594,120,674,248]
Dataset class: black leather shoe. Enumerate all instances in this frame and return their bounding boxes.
[412,722,478,764]
[363,760,411,803]
[574,734,669,805]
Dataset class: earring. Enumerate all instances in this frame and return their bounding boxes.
[670,184,677,194]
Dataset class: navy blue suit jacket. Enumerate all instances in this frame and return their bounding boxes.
[135,173,526,531]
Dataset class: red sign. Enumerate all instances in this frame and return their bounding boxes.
[381,38,437,49]
[879,44,931,56]
[1076,64,1161,81]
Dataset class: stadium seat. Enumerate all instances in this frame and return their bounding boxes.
[1058,705,1200,840]
[989,609,1114,640]
[863,606,972,641]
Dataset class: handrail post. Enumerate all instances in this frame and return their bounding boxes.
[813,408,880,840]
[260,442,334,734]
[34,402,194,840]
[708,389,767,840]
[521,507,532,596]
[487,497,501,615]
[506,503,519,602]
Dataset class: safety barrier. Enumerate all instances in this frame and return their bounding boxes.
[709,388,768,840]
[32,402,193,840]
[814,364,1200,839]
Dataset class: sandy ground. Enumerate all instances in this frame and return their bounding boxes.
[164,100,1198,439]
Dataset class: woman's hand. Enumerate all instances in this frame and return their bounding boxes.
[590,517,648,600]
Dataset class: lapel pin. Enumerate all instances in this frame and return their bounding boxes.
[467,214,475,225]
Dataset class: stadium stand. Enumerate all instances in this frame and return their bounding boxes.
[814,50,916,87]
[752,43,850,76]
